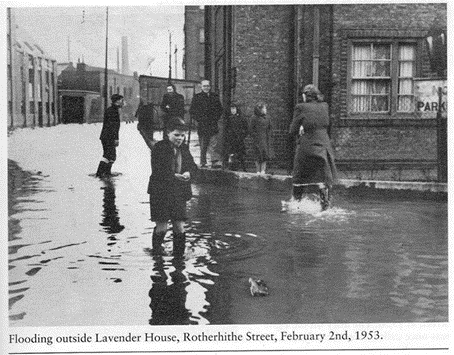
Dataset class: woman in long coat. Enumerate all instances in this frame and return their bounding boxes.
[289,84,337,210]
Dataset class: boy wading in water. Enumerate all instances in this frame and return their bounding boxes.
[96,94,125,177]
[148,117,198,257]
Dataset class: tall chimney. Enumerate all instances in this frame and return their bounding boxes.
[117,47,120,73]
[121,36,130,75]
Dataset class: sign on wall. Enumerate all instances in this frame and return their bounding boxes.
[414,79,447,119]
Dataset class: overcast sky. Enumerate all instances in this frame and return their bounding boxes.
[13,5,186,78]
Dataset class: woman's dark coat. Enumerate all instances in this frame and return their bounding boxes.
[99,105,120,143]
[250,113,274,162]
[289,101,337,185]
[160,92,185,118]
[147,140,198,203]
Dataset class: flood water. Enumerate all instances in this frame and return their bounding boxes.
[8,123,448,326]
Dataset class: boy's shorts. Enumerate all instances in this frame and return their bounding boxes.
[149,194,187,222]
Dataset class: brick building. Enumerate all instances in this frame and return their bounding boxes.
[205,4,447,181]
[183,6,205,81]
[7,8,59,128]
[58,62,140,123]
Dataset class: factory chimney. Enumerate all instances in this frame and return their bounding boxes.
[121,36,130,75]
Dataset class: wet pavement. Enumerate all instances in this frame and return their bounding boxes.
[8,123,448,326]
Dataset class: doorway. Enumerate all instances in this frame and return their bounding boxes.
[62,96,85,124]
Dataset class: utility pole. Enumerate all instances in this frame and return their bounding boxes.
[8,8,14,127]
[117,47,120,73]
[67,36,71,62]
[174,45,178,79]
[168,31,172,83]
[104,7,109,114]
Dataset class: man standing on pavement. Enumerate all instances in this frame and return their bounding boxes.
[160,83,185,139]
[189,79,223,168]
[96,94,124,177]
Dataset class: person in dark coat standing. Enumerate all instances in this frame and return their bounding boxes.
[136,100,157,150]
[148,117,198,257]
[96,94,124,177]
[225,103,248,171]
[250,102,274,174]
[289,84,337,210]
[160,83,185,139]
[189,79,223,168]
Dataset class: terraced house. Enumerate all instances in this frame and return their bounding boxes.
[204,3,447,181]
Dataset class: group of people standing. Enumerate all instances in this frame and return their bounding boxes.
[189,79,274,174]
[95,80,337,257]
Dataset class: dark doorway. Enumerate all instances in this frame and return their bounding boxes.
[38,102,43,127]
[62,96,85,124]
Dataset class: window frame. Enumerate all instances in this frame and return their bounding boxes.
[199,28,205,44]
[347,38,420,119]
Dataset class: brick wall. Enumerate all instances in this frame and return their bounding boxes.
[206,4,446,179]
[184,6,205,81]
[328,3,446,177]
[233,5,294,164]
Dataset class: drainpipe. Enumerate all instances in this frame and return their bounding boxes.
[104,7,109,114]
[8,8,14,127]
[312,6,320,87]
[294,5,302,106]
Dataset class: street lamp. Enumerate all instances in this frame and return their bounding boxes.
[104,7,109,114]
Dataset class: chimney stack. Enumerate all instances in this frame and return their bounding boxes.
[121,36,130,75]
[117,47,120,73]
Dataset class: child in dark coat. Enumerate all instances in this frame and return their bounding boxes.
[225,103,248,171]
[250,102,273,174]
[148,117,198,257]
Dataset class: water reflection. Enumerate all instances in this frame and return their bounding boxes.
[99,179,124,235]
[149,256,191,325]
[148,229,222,325]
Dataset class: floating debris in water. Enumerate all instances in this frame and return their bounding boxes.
[249,278,269,296]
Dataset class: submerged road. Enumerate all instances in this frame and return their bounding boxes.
[8,122,448,326]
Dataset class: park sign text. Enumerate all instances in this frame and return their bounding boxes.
[414,79,447,119]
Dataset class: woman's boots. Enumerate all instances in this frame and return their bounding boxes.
[292,185,305,201]
[293,184,332,211]
[319,184,331,211]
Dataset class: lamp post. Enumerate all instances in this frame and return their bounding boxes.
[104,7,109,114]
[168,31,172,83]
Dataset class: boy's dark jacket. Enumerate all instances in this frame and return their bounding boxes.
[147,140,198,201]
[100,105,120,142]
